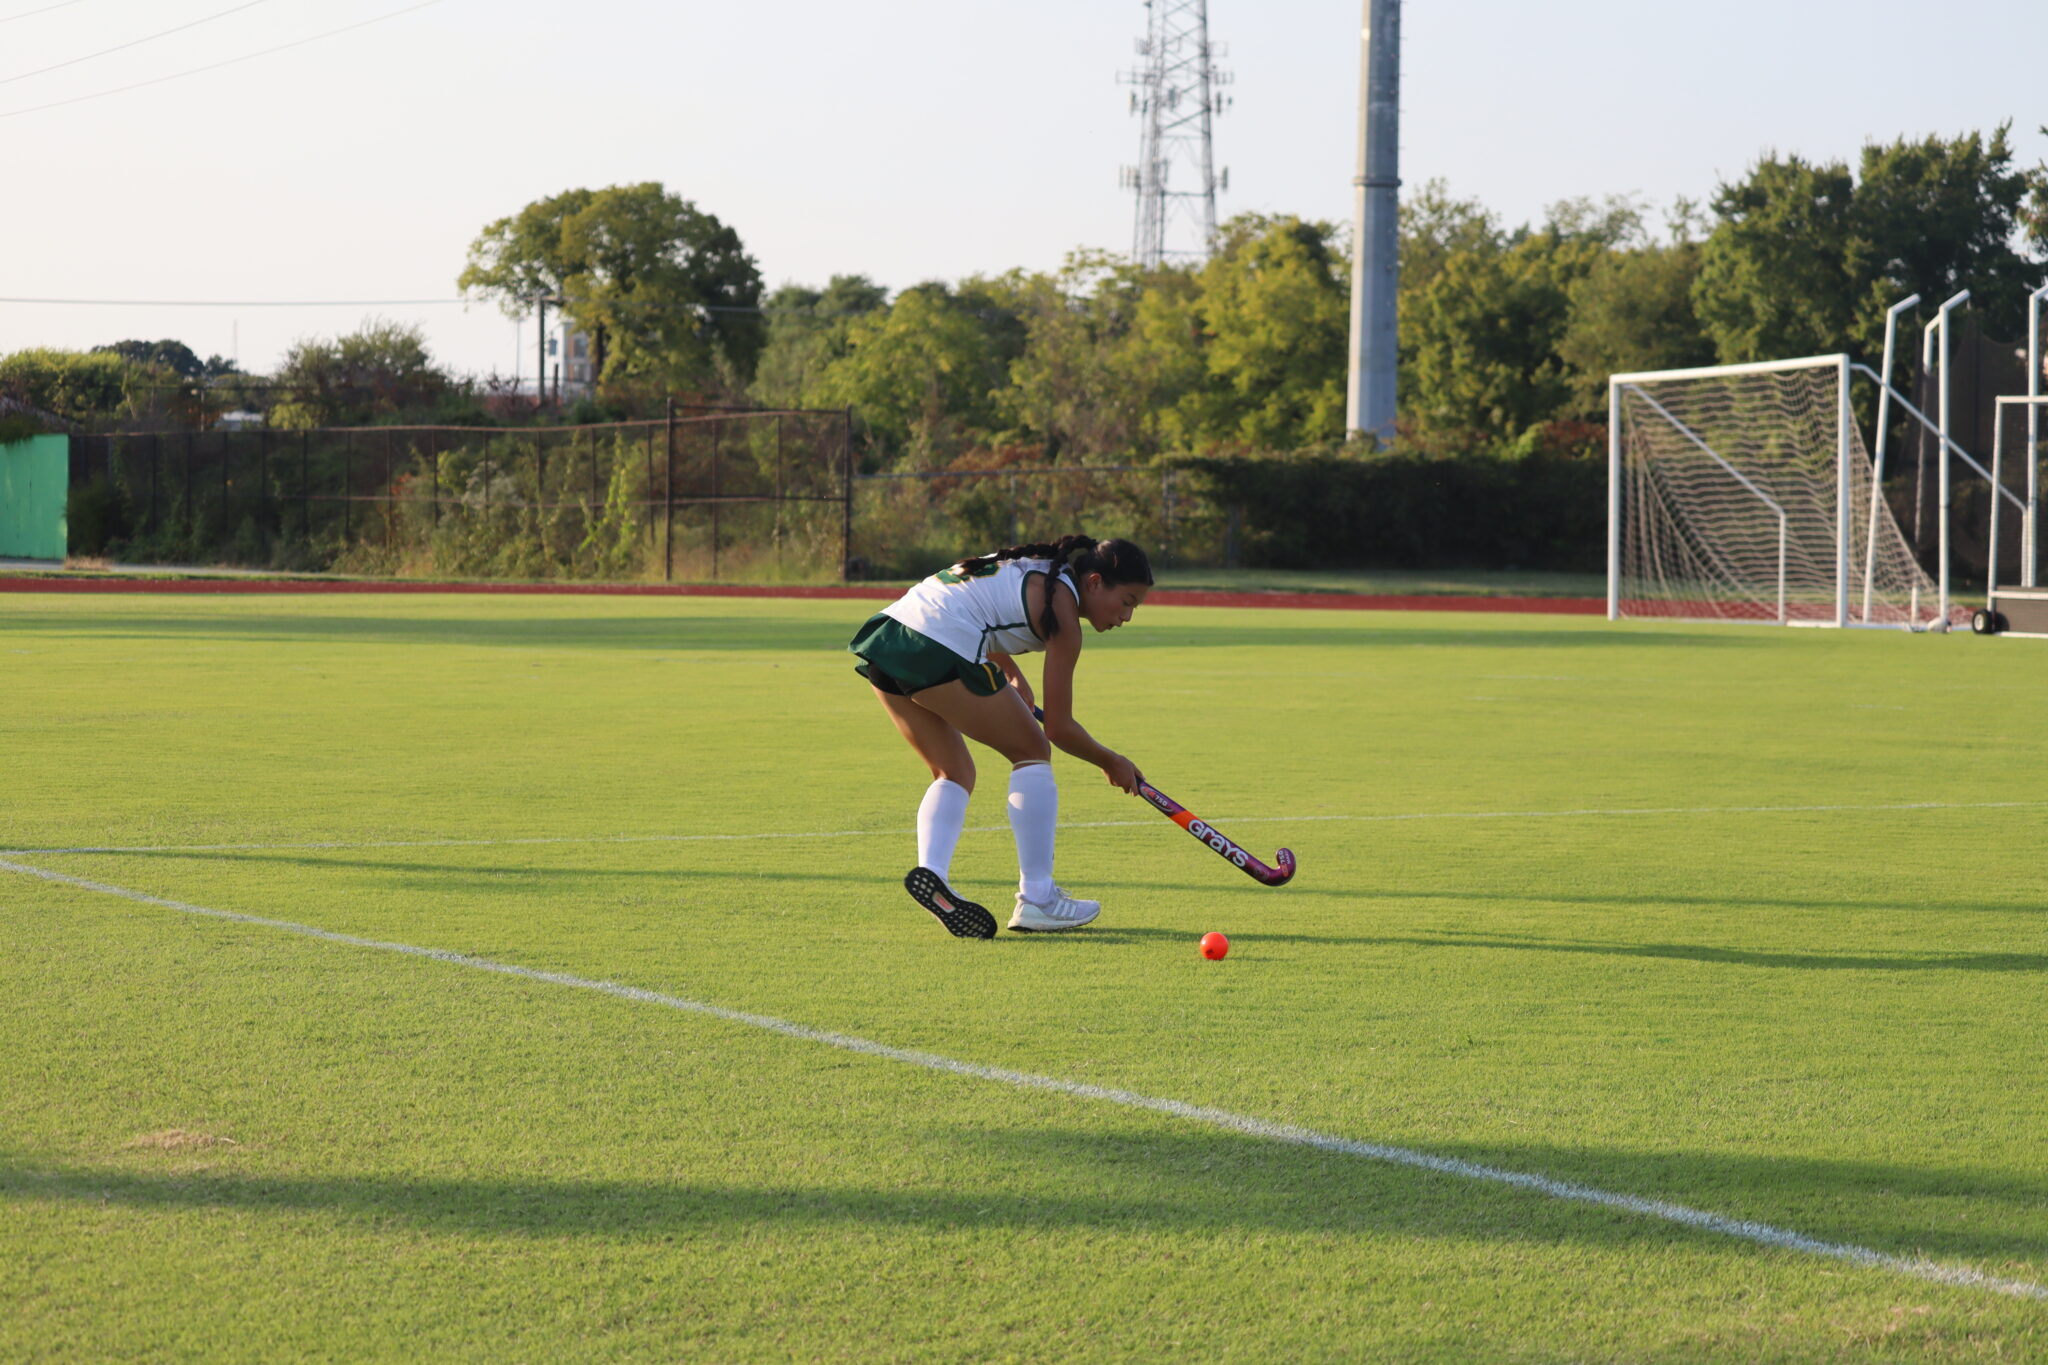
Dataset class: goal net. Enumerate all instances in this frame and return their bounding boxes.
[1609,356,1949,627]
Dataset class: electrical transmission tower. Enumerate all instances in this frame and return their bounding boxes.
[1119,0,1231,268]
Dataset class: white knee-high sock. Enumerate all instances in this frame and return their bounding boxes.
[916,778,971,882]
[1008,760,1058,903]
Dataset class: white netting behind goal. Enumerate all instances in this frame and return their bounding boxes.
[1615,362,1948,626]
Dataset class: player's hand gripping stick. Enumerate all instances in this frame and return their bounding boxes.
[1030,704,1295,887]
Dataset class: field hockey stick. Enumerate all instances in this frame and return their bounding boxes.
[1133,778,1297,887]
[1030,704,1296,887]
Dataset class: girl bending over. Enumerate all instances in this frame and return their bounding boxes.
[847,535,1153,937]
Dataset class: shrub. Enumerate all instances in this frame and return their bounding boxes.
[66,478,131,556]
[0,349,143,428]
[1170,440,1605,573]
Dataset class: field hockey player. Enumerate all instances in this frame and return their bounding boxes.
[848,535,1154,938]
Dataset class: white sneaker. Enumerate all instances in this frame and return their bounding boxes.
[1007,885,1102,932]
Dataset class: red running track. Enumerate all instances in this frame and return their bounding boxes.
[0,574,1605,615]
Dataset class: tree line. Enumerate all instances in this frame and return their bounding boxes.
[755,125,2044,467]
[455,125,2047,467]
[7,125,2043,465]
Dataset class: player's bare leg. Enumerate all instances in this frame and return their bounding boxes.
[909,683,1099,932]
[874,688,996,939]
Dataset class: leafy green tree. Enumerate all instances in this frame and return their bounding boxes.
[1693,126,2048,362]
[1557,239,1713,412]
[0,348,143,427]
[749,275,888,409]
[808,282,1015,460]
[997,252,1187,459]
[1849,125,2048,349]
[1110,264,1207,451]
[1403,199,1640,434]
[952,274,1031,387]
[1171,214,1350,449]
[90,339,241,380]
[1399,180,1503,299]
[268,320,452,428]
[1692,154,1870,363]
[992,217,1351,456]
[459,183,764,392]
[2026,125,2048,247]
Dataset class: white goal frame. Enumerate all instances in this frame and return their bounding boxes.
[1607,353,1858,627]
[1610,304,2048,630]
[1989,394,2048,597]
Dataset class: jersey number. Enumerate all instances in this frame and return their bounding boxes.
[936,560,1000,585]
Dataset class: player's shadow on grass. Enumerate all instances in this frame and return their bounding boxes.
[1470,930,2048,974]
[5,1132,2044,1268]
[1080,872,2048,933]
[54,854,2044,971]
[1081,921,2048,973]
[1356,882,2048,920]
[1391,930,2048,974]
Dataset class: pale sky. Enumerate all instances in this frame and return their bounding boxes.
[4,0,2045,381]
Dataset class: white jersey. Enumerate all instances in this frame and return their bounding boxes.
[882,556,1079,664]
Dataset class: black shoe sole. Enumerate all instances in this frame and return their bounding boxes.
[903,868,997,940]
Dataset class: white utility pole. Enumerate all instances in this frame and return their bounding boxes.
[1345,0,1399,443]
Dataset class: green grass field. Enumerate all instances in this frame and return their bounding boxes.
[3,592,2044,1362]
[13,561,1607,599]
[1132,565,1607,598]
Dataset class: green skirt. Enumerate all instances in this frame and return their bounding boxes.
[847,613,1004,697]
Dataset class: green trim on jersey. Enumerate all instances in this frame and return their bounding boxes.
[1016,568,1078,647]
[977,622,1029,663]
[847,613,1004,697]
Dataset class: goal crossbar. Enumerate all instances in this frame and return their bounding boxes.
[1609,353,1847,386]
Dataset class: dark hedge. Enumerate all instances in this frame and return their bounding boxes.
[1171,449,1605,572]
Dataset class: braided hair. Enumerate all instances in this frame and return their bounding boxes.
[950,535,1154,642]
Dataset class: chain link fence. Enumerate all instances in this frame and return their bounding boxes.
[846,463,1230,580]
[67,407,855,582]
[65,416,1246,581]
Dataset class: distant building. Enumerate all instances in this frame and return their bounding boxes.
[557,326,595,396]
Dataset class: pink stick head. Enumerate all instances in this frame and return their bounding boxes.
[1253,847,1298,886]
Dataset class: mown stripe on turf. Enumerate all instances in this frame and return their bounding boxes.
[5,798,2045,857]
[4,854,2044,1303]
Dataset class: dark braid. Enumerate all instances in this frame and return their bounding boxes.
[951,534,1154,641]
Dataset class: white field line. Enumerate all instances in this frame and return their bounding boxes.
[4,798,2044,859]
[3,855,2043,1304]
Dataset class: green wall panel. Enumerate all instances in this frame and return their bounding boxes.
[0,435,69,560]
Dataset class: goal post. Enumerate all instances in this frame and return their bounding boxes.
[1608,354,1944,628]
[1977,395,2048,635]
[1990,395,2048,595]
